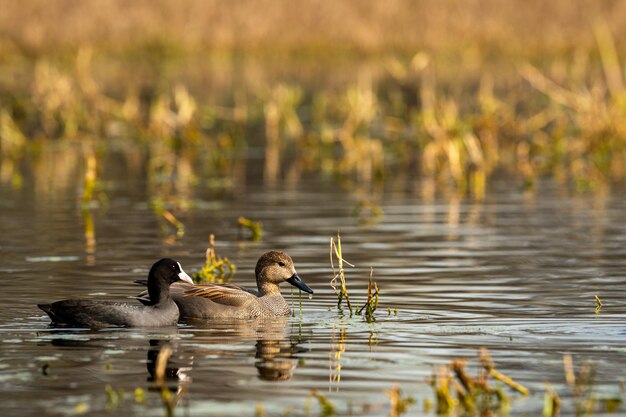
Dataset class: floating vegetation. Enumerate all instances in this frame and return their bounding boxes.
[134,387,145,404]
[595,295,603,314]
[387,385,415,417]
[429,348,528,416]
[150,198,185,238]
[192,234,235,284]
[73,402,89,415]
[387,307,399,317]
[104,384,125,412]
[307,390,336,417]
[238,217,263,242]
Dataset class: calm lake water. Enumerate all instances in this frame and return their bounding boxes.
[0,143,625,417]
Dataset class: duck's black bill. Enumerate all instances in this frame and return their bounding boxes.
[287,273,314,294]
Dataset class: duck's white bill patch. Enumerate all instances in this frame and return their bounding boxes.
[177,262,194,284]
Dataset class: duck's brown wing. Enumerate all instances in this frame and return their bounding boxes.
[181,283,257,307]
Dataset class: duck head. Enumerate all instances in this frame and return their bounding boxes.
[150,258,194,285]
[255,251,313,294]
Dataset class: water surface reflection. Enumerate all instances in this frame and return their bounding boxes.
[0,147,625,416]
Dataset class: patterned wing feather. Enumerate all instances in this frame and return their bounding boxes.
[183,283,256,307]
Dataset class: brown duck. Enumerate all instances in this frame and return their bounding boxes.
[135,251,313,319]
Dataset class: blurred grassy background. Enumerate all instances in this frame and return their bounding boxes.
[2,0,625,57]
[1,0,626,199]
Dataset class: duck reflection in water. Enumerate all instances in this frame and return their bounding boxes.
[255,338,302,381]
[145,338,192,413]
[185,317,308,382]
[146,339,193,384]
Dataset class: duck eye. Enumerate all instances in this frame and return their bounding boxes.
[278,261,286,267]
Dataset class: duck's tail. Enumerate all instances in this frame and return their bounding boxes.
[38,303,61,322]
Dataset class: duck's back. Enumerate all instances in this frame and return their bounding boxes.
[170,283,291,319]
[38,299,179,328]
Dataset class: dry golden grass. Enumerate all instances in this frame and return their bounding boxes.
[1,0,626,56]
[2,1,626,195]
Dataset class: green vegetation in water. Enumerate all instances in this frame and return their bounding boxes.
[355,268,379,321]
[305,385,415,417]
[73,402,89,415]
[562,353,623,416]
[134,388,145,404]
[150,198,185,238]
[429,348,528,416]
[307,390,336,417]
[426,349,624,417]
[104,384,125,412]
[330,233,380,320]
[87,346,624,417]
[192,234,235,284]
[595,295,603,314]
[544,382,561,417]
[387,385,415,417]
[330,233,354,314]
[238,217,263,242]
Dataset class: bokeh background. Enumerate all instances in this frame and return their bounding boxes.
[1,0,626,200]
